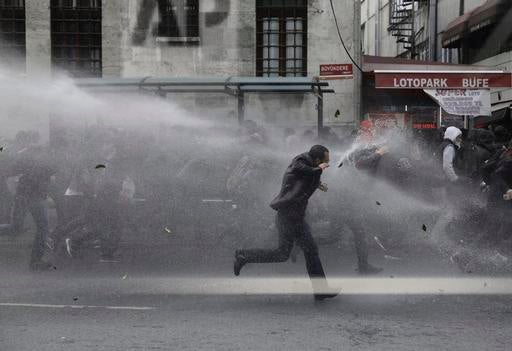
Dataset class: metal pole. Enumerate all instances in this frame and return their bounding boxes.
[317,90,324,138]
[438,106,443,129]
[237,92,245,124]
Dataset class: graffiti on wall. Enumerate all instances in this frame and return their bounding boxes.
[132,0,230,45]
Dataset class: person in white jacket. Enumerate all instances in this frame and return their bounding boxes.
[442,126,463,182]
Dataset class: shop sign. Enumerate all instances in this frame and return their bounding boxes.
[412,122,437,129]
[424,89,491,116]
[319,64,353,79]
[375,71,511,89]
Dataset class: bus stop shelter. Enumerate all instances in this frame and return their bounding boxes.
[75,76,335,136]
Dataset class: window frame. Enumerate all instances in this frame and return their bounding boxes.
[256,1,308,77]
[50,0,102,78]
[156,0,200,43]
[0,0,26,65]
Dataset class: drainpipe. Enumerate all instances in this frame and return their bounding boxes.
[432,0,439,61]
[459,0,465,15]
[375,0,380,56]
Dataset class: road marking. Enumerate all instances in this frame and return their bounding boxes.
[0,303,155,310]
[146,277,512,295]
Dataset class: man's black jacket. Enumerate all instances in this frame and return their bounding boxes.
[270,152,322,217]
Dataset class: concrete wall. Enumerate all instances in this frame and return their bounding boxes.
[101,0,361,128]
[25,0,51,78]
[3,0,52,142]
[361,0,403,58]
[107,0,254,77]
[10,0,361,137]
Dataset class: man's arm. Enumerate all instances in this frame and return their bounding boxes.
[443,146,459,182]
[354,148,385,170]
[290,159,324,176]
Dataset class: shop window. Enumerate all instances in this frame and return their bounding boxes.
[256,0,307,77]
[157,0,199,43]
[50,0,102,77]
[0,0,25,65]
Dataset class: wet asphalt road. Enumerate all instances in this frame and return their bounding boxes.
[1,238,512,351]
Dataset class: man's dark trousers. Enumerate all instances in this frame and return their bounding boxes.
[11,194,49,263]
[238,210,326,280]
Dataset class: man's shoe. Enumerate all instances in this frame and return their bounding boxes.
[234,251,247,276]
[314,291,339,301]
[357,264,383,275]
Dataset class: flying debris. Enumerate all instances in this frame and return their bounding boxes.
[95,164,106,169]
[373,236,387,251]
[376,201,382,206]
[334,109,340,118]
[422,224,427,232]
[122,274,128,280]
[164,227,172,234]
[0,146,4,152]
[73,297,78,301]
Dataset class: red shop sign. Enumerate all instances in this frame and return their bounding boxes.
[375,71,511,89]
[320,64,353,79]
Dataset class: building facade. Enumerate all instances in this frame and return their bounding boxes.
[361,0,512,127]
[0,0,363,137]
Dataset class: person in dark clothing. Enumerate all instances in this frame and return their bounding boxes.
[493,126,510,150]
[482,143,512,244]
[343,145,388,274]
[349,145,388,174]
[63,160,126,262]
[0,148,56,270]
[234,145,338,301]
[0,157,13,223]
[463,129,497,183]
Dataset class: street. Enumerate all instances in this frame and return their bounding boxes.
[1,236,512,351]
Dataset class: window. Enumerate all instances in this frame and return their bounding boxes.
[50,0,102,77]
[415,39,429,61]
[0,0,25,66]
[157,0,199,42]
[256,0,307,77]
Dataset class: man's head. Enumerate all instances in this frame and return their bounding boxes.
[309,145,330,166]
[444,126,463,148]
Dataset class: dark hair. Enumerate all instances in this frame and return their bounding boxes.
[309,145,329,161]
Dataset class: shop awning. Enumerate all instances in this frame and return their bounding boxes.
[473,103,510,126]
[468,0,509,33]
[442,12,471,47]
[441,0,511,47]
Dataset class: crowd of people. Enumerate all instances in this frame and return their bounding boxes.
[0,119,510,284]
